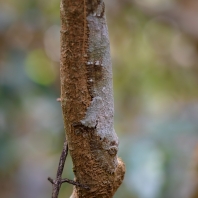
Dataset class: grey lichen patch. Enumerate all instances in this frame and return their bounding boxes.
[80,2,120,173]
[92,148,118,174]
[85,2,116,138]
[89,132,119,174]
[80,96,102,128]
[86,2,109,64]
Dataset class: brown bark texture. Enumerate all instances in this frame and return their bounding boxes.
[60,0,125,197]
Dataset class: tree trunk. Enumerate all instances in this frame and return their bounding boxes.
[60,0,125,197]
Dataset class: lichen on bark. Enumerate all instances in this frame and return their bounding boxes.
[60,0,125,197]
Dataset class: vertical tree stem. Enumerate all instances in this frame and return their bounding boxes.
[60,1,125,197]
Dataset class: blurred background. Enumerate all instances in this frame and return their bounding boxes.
[1,0,198,197]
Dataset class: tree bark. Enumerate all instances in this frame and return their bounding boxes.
[60,0,125,197]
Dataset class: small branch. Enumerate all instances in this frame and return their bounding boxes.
[56,138,68,179]
[48,138,68,198]
[48,177,54,184]
[48,138,89,198]
[61,178,89,189]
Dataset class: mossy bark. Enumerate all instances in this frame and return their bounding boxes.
[60,1,125,197]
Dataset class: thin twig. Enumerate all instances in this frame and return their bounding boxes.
[56,138,68,179]
[48,138,89,198]
[48,177,54,184]
[61,178,89,189]
[50,138,68,198]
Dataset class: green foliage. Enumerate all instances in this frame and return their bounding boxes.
[25,49,57,85]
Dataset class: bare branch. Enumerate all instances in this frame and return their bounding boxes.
[61,178,89,189]
[48,177,54,184]
[48,138,88,198]
[48,138,68,198]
